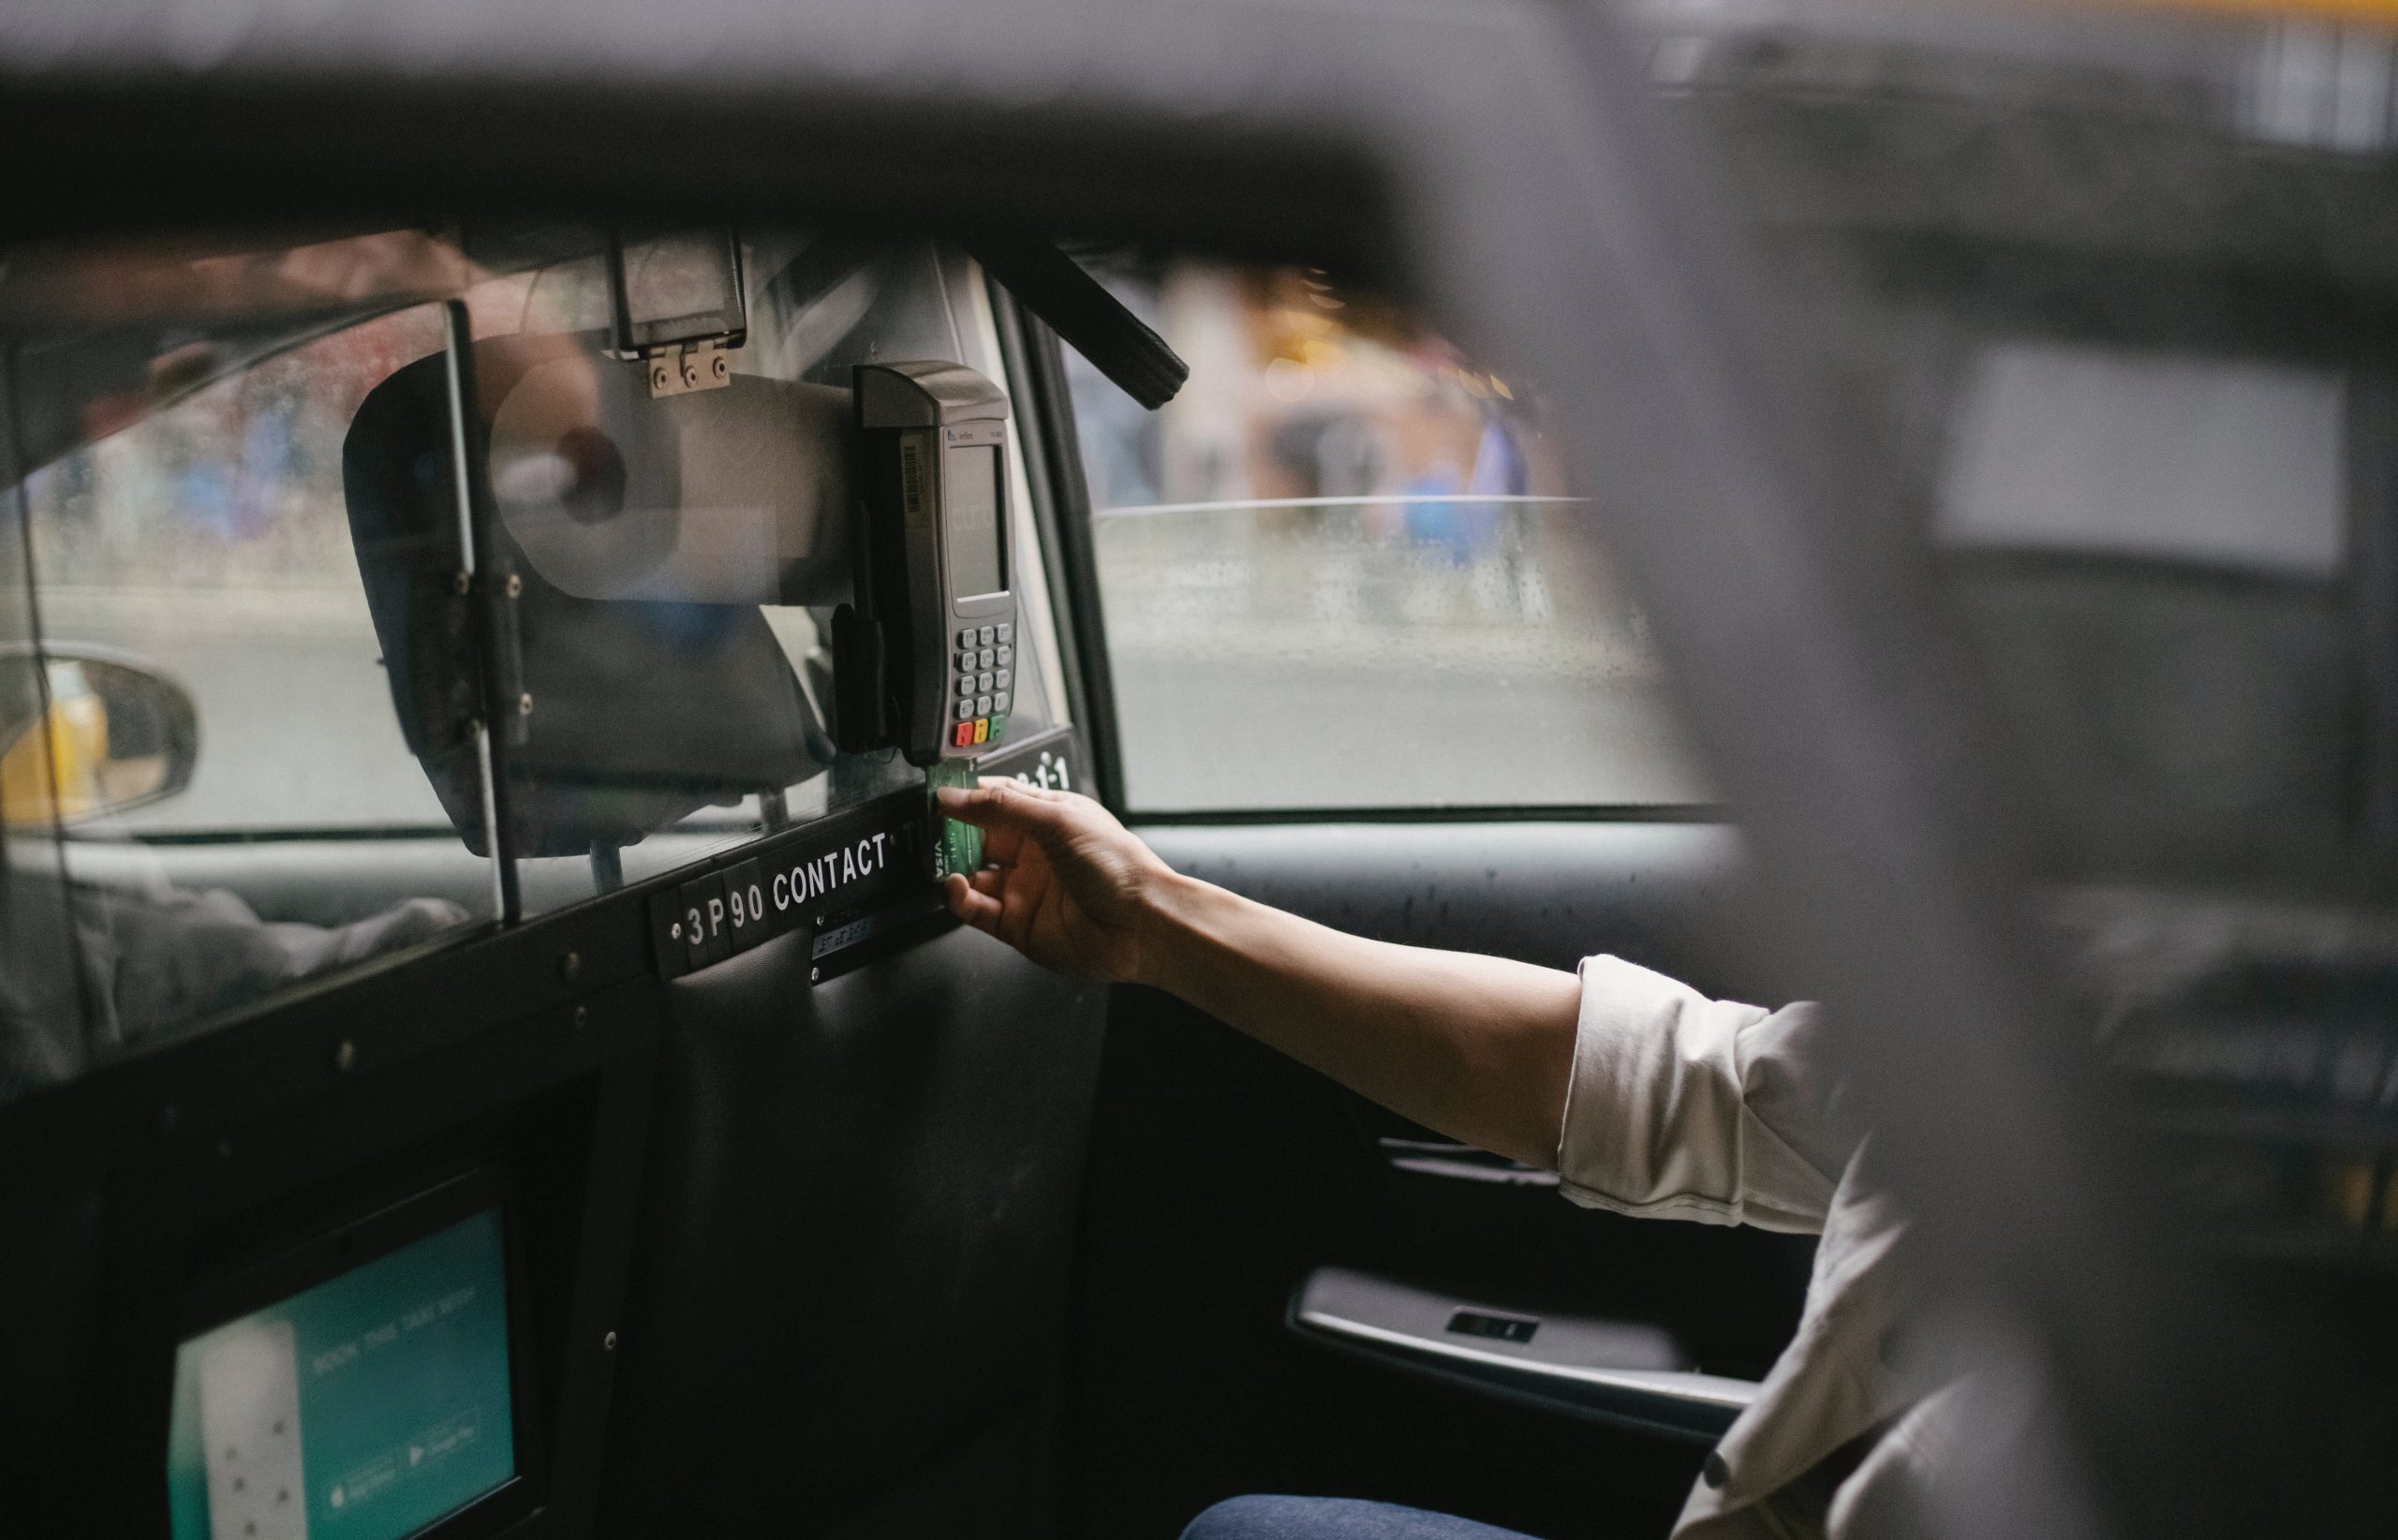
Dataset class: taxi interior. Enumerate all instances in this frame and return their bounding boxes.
[3,2,2394,1539]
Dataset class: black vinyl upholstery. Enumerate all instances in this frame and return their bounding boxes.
[601,919,1109,1536]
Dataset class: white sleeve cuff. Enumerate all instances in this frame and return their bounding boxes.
[1555,955,1840,1236]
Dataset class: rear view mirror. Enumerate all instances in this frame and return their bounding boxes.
[0,646,199,828]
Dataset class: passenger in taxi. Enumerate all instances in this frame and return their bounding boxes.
[0,865,467,1098]
[941,779,1922,1540]
[0,660,471,1097]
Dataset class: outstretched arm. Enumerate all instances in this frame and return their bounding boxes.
[939,780,1581,1170]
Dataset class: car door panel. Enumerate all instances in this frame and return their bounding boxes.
[1141,823,1749,976]
[1069,822,1814,1540]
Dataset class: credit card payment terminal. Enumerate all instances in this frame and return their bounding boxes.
[833,361,1017,766]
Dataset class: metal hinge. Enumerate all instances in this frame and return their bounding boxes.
[644,337,732,398]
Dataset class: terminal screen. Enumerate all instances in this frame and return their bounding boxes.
[945,444,1006,599]
[167,1209,517,1540]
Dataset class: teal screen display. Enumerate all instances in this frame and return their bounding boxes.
[167,1209,517,1540]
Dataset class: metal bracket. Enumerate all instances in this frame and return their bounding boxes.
[442,299,524,925]
[644,338,732,398]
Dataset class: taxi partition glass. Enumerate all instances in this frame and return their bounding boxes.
[0,236,488,1095]
[468,235,1064,904]
[0,228,1064,1100]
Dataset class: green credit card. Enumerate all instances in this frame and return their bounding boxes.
[926,759,984,881]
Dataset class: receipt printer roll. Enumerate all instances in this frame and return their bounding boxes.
[489,352,851,606]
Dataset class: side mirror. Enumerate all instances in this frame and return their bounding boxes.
[0,645,200,829]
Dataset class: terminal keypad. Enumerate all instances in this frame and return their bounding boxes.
[948,617,1014,748]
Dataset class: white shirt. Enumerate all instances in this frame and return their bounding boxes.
[1559,956,1937,1540]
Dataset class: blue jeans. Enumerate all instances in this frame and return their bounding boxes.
[1181,1495,1544,1540]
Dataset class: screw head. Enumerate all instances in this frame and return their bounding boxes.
[651,363,671,391]
[710,353,729,379]
[602,1330,617,1352]
[333,1040,358,1074]
[560,951,582,981]
[572,1005,588,1029]
[517,692,534,717]
[505,571,523,599]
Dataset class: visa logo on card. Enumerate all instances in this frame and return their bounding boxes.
[925,761,984,881]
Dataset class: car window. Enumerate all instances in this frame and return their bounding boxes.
[1066,261,1710,814]
[0,230,1067,1095]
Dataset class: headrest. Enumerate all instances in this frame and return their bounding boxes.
[343,336,831,859]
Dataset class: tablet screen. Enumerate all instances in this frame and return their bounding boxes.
[167,1208,516,1540]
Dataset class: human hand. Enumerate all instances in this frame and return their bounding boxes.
[936,779,1177,984]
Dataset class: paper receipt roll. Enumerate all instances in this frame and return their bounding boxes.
[490,353,852,606]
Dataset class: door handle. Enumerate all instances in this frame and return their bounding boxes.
[1289,1266,1758,1442]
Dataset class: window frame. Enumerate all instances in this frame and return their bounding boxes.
[987,284,1130,811]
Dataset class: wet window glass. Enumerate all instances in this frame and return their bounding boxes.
[0,230,1062,1098]
[1067,262,1709,813]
